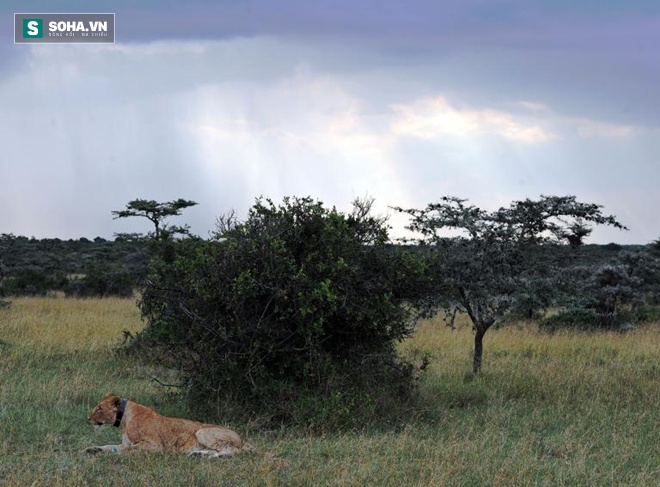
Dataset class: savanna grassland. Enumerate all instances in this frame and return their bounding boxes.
[0,297,658,486]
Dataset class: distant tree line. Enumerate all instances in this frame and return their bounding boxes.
[0,199,197,300]
[0,234,149,298]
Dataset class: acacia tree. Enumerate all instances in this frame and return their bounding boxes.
[112,198,197,240]
[395,195,627,374]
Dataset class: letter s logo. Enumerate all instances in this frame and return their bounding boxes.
[27,20,39,36]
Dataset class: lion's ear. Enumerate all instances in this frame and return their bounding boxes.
[103,392,120,407]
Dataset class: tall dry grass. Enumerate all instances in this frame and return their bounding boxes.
[0,296,141,353]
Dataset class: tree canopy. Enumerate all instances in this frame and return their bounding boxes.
[112,198,197,240]
[395,195,627,373]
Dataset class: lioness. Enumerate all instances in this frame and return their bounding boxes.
[84,393,254,457]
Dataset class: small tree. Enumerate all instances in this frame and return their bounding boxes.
[651,237,660,255]
[395,195,626,374]
[562,219,592,247]
[112,198,197,240]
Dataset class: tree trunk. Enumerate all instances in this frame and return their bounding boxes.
[473,327,486,374]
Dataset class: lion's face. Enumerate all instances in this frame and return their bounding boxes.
[88,393,120,426]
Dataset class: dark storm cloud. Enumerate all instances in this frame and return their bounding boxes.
[75,0,656,132]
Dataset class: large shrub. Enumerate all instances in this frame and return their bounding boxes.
[137,197,427,429]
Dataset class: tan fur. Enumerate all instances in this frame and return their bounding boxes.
[84,393,254,457]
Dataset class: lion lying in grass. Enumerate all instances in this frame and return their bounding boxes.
[84,393,254,457]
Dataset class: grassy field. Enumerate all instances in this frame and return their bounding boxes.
[0,297,658,486]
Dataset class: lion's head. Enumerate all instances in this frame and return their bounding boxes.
[88,393,122,426]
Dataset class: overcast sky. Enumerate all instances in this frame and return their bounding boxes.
[0,1,658,243]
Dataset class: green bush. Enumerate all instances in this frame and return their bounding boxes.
[64,264,135,298]
[627,305,660,323]
[539,308,613,332]
[136,197,428,430]
[543,254,660,332]
[3,269,67,296]
[539,305,660,332]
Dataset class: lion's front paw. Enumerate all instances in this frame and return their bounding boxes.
[83,446,104,455]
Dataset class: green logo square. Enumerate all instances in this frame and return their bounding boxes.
[23,18,43,38]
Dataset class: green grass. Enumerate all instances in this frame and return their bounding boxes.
[1,297,658,486]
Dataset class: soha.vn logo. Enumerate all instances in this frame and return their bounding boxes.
[22,18,109,38]
[15,13,114,44]
[23,19,43,38]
